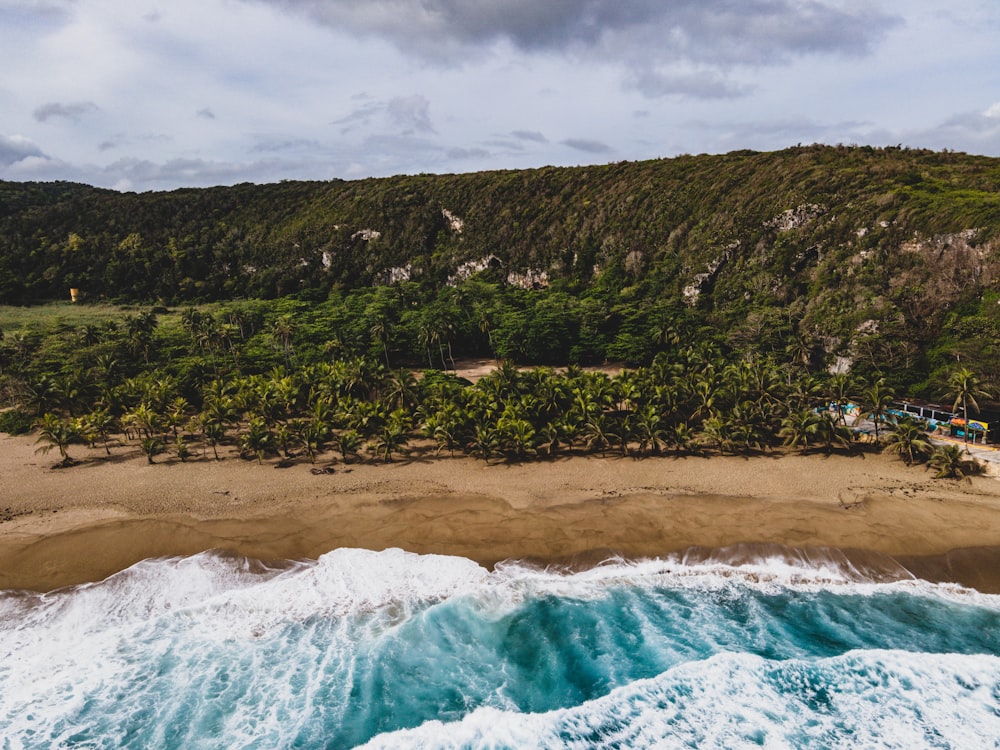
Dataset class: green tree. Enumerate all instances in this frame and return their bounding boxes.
[928,444,982,479]
[854,377,895,445]
[945,368,991,446]
[884,417,932,465]
[370,409,410,463]
[779,409,821,450]
[240,417,274,464]
[33,413,80,466]
[80,408,117,455]
[140,436,165,464]
[334,429,362,463]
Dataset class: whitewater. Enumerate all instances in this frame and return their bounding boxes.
[2,546,1000,749]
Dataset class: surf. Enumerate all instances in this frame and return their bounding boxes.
[3,547,1000,748]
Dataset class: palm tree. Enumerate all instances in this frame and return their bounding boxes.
[124,310,158,363]
[469,423,500,464]
[779,409,821,450]
[854,377,894,445]
[634,404,668,457]
[498,415,537,460]
[814,412,854,455]
[173,434,193,462]
[274,422,296,459]
[825,372,855,425]
[194,412,228,460]
[370,409,410,463]
[384,369,418,411]
[80,408,117,455]
[928,444,982,480]
[945,368,991,446]
[272,314,296,367]
[668,422,697,456]
[369,316,393,368]
[422,402,467,456]
[23,375,59,416]
[240,417,274,464]
[296,418,329,464]
[884,417,932,465]
[140,436,165,464]
[33,413,80,466]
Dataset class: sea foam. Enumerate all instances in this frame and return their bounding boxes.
[3,548,1000,749]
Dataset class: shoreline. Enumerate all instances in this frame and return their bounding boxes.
[4,433,1000,592]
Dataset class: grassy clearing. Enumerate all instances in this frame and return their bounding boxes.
[0,302,146,332]
[0,301,231,333]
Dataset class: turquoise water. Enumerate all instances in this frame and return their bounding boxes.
[2,547,1000,748]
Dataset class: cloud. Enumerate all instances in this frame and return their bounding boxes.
[386,95,434,134]
[906,108,1000,154]
[626,69,751,100]
[333,95,435,135]
[562,138,613,155]
[0,134,45,168]
[447,146,491,160]
[250,135,323,153]
[0,1,74,31]
[197,108,216,120]
[682,117,873,153]
[33,101,99,123]
[247,1,900,66]
[511,130,548,143]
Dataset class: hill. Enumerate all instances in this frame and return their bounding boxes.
[2,144,1000,386]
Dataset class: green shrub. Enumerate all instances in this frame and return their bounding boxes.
[0,409,33,435]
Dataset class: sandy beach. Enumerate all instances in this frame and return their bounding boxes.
[4,433,1000,592]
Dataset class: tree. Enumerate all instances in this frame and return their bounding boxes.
[884,417,932,465]
[140,436,165,464]
[928,444,982,480]
[854,377,894,445]
[497,414,537,460]
[370,409,410,463]
[334,429,363,463]
[23,376,59,416]
[173,434,193,462]
[369,316,393,368]
[240,417,274,464]
[634,404,668,457]
[80,408,117,455]
[33,413,80,466]
[945,368,991,447]
[123,310,158,364]
[778,409,820,450]
[197,414,228,460]
[825,372,855,425]
[296,418,329,463]
[814,412,854,455]
[272,314,296,367]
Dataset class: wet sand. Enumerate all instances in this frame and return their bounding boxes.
[4,433,1000,592]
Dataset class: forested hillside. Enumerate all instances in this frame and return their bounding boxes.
[2,145,1000,389]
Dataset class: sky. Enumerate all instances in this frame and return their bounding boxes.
[1,0,998,192]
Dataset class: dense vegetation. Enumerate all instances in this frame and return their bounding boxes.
[0,145,997,475]
[3,145,1000,388]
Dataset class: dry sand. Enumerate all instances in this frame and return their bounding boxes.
[4,433,1000,592]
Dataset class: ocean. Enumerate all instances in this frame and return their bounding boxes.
[2,546,1000,749]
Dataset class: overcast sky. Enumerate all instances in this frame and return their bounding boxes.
[1,0,998,192]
